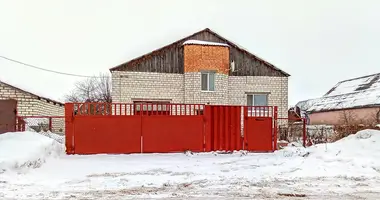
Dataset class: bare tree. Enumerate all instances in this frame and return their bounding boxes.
[339,110,358,125]
[373,108,380,125]
[65,73,112,103]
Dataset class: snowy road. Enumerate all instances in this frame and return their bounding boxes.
[1,130,380,199]
[2,152,380,199]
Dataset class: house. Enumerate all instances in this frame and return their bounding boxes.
[0,79,64,133]
[110,28,289,118]
[296,73,380,125]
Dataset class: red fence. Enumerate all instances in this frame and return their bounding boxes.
[277,117,307,147]
[16,116,65,134]
[65,103,278,154]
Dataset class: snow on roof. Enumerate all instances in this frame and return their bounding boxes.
[0,77,63,105]
[182,40,229,47]
[296,73,380,113]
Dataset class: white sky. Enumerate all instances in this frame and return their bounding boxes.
[0,0,379,105]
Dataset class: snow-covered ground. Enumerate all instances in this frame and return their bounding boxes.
[1,130,380,199]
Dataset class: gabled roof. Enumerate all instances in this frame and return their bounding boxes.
[110,28,290,76]
[296,73,380,113]
[0,79,64,106]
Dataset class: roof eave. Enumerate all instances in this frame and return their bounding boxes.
[308,104,380,114]
[0,81,64,106]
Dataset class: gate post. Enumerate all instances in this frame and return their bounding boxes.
[204,105,212,152]
[48,117,53,132]
[243,106,248,150]
[302,118,307,147]
[273,106,278,151]
[65,103,75,154]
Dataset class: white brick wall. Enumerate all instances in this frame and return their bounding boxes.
[228,76,288,119]
[0,82,65,133]
[111,71,288,119]
[112,71,184,103]
[184,73,229,105]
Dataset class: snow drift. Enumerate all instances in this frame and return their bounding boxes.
[277,129,380,177]
[0,131,64,172]
[280,129,380,156]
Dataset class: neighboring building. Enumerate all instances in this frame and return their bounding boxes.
[0,79,64,133]
[296,73,380,125]
[110,28,290,118]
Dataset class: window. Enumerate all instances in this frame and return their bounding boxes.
[247,94,268,106]
[247,94,269,117]
[201,72,215,91]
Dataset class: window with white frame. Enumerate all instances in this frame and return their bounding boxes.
[201,72,215,91]
[247,94,269,116]
[247,94,268,106]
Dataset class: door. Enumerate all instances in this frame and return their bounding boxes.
[245,117,273,152]
[0,99,17,134]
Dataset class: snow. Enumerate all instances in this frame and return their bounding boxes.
[183,39,229,47]
[1,129,380,199]
[0,132,64,173]
[0,76,63,104]
[297,73,380,112]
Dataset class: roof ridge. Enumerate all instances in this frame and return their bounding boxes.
[337,72,380,84]
[324,72,380,96]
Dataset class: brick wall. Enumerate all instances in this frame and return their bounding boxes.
[0,82,36,116]
[228,76,289,119]
[111,43,288,119]
[184,72,229,104]
[0,82,65,133]
[111,71,184,103]
[183,45,229,74]
[111,72,287,115]
[36,99,65,133]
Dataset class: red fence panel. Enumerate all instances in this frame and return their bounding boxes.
[206,106,242,152]
[141,104,205,153]
[74,116,141,154]
[142,116,204,153]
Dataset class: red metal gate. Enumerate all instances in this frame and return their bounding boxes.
[244,106,277,152]
[141,104,205,153]
[65,103,205,154]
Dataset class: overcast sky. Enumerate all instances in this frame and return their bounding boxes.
[0,0,379,105]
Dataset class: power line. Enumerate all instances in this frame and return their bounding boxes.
[0,55,108,78]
